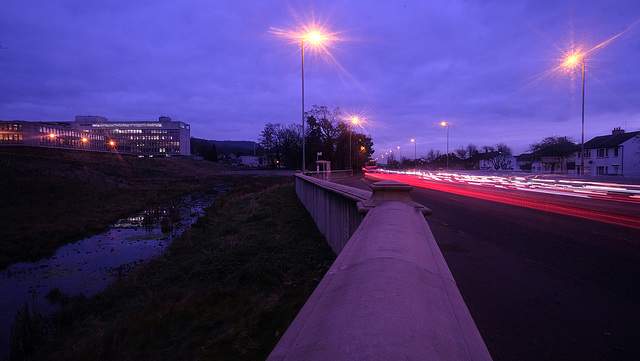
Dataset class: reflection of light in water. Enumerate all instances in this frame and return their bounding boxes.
[0,187,229,359]
[112,215,146,228]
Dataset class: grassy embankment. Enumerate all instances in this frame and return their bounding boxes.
[3,147,336,360]
[0,147,225,269]
[14,174,335,361]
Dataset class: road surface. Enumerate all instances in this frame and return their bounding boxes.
[337,174,640,361]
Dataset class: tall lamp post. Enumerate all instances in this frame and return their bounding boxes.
[301,31,325,173]
[349,117,359,170]
[410,139,416,162]
[568,56,586,175]
[441,121,449,171]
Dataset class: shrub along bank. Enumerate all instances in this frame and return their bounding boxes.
[13,176,336,361]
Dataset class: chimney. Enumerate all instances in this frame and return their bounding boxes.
[612,127,624,136]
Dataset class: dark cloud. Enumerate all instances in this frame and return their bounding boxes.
[1,0,639,157]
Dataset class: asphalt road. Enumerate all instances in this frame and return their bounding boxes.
[337,176,640,361]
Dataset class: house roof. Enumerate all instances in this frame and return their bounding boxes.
[515,153,533,161]
[468,151,501,161]
[584,130,640,149]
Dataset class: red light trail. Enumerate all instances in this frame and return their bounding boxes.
[366,171,640,230]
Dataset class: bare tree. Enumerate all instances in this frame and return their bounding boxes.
[495,143,513,170]
[386,152,399,169]
[466,143,478,157]
[425,149,441,163]
[259,105,374,171]
[305,105,343,166]
[455,146,468,160]
[259,123,282,168]
[481,145,495,153]
[278,124,302,169]
[529,136,574,152]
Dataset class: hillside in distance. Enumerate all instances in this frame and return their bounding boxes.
[191,138,259,159]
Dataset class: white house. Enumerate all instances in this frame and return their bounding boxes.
[578,128,640,177]
[238,155,261,167]
[468,151,517,171]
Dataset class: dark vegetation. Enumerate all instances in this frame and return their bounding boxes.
[258,105,375,170]
[190,137,219,161]
[191,138,259,161]
[11,176,335,361]
[0,147,225,269]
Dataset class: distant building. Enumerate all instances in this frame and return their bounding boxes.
[516,128,640,176]
[526,141,579,175]
[0,116,190,156]
[238,155,264,167]
[466,151,516,171]
[515,153,533,172]
[578,127,640,176]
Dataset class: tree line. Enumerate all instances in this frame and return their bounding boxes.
[258,105,374,171]
[385,142,515,170]
[385,135,578,171]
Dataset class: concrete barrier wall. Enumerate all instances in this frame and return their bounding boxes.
[294,174,370,254]
[271,175,493,361]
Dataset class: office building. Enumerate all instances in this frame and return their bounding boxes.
[0,116,191,156]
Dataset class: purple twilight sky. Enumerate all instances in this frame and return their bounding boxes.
[1,0,639,158]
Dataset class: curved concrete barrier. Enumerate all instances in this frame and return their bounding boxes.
[269,175,492,361]
[294,174,370,254]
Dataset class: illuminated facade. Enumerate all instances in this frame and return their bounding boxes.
[0,116,190,156]
[579,128,640,177]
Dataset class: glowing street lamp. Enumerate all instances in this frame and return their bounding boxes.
[441,121,449,171]
[566,54,586,175]
[349,117,359,170]
[301,29,327,173]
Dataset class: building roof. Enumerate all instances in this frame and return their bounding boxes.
[468,151,501,161]
[584,129,640,149]
[515,153,533,161]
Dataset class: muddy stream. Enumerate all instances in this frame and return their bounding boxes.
[0,182,229,358]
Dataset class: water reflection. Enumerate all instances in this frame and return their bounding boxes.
[0,183,229,358]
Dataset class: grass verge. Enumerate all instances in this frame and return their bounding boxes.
[0,147,225,269]
[12,176,336,361]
